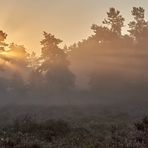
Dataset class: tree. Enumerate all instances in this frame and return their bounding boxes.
[0,30,8,70]
[103,7,125,36]
[91,8,125,44]
[128,7,148,44]
[91,25,117,42]
[39,32,75,93]
[28,52,39,70]
[0,30,8,51]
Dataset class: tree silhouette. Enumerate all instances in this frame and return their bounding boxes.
[103,7,125,36]
[91,25,117,42]
[128,7,148,45]
[38,32,75,93]
[0,30,8,51]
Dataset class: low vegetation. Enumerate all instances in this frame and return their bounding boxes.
[0,114,148,148]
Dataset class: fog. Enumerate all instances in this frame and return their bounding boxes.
[0,7,148,109]
[1,5,148,148]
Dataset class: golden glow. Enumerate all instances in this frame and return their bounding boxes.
[0,51,23,73]
[0,50,23,60]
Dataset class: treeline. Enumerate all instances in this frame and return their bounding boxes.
[69,7,148,100]
[0,31,75,101]
[0,7,148,102]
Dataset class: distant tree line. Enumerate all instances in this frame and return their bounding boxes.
[69,7,148,100]
[0,7,148,102]
[0,31,75,100]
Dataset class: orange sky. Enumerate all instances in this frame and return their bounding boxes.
[0,0,148,54]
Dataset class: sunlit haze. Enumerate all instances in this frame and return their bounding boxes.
[0,0,148,53]
[1,1,148,147]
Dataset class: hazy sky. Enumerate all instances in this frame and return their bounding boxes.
[0,0,148,53]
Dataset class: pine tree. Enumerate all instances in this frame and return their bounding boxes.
[103,7,125,36]
[39,32,75,93]
[128,7,148,45]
